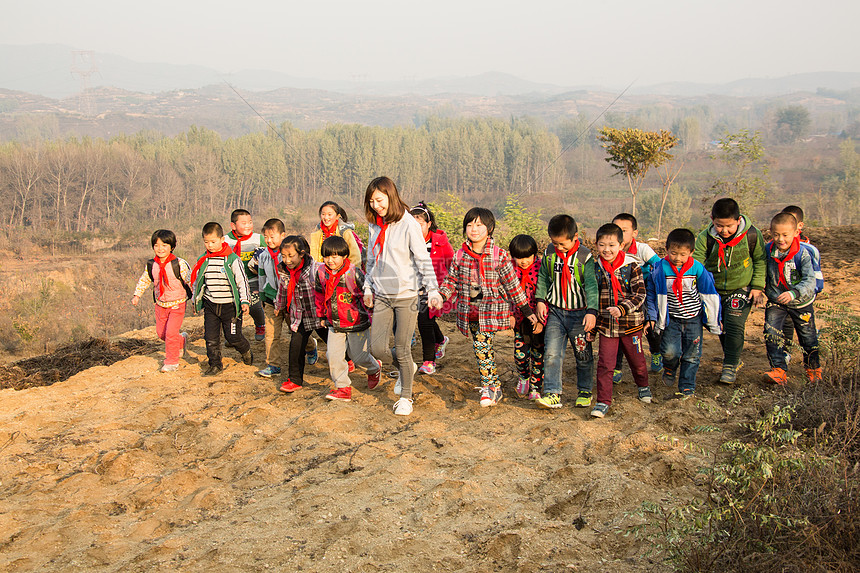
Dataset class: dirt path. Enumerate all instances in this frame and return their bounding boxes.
[0,226,854,572]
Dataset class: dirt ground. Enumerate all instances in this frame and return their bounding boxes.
[0,226,856,572]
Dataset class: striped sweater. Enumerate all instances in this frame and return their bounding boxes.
[535,244,598,315]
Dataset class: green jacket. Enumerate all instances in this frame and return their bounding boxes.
[692,214,766,294]
[536,244,599,314]
[192,252,246,315]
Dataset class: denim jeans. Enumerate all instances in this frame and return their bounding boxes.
[542,306,594,395]
[661,316,703,393]
[764,302,819,369]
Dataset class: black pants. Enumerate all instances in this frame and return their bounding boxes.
[417,299,444,363]
[203,299,251,368]
[288,324,328,385]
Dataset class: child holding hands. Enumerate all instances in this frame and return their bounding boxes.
[591,223,652,418]
[509,234,544,399]
[315,235,382,401]
[439,208,537,407]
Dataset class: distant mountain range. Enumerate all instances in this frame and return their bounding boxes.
[3,43,860,99]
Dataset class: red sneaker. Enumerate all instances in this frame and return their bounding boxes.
[367,360,383,389]
[764,368,787,386]
[326,387,352,401]
[279,379,301,393]
[805,367,823,383]
[347,360,355,373]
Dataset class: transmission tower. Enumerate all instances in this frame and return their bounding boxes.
[71,50,98,117]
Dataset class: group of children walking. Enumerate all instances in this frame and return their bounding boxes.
[133,179,823,418]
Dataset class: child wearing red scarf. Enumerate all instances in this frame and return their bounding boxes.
[763,212,821,384]
[410,202,455,375]
[273,235,330,393]
[645,229,722,399]
[309,201,363,267]
[314,236,382,401]
[612,213,665,380]
[591,223,651,419]
[191,222,253,376]
[225,209,267,341]
[534,215,598,410]
[508,234,544,400]
[693,198,766,384]
[247,218,288,379]
[439,208,536,408]
[132,229,192,372]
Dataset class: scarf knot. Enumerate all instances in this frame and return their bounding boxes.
[716,229,748,271]
[666,257,694,305]
[324,260,351,309]
[155,253,177,297]
[775,237,800,289]
[600,252,626,305]
[232,232,253,256]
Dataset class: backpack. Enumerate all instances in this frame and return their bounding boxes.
[147,258,193,302]
[705,227,761,263]
[800,242,824,294]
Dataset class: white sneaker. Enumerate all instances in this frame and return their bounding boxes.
[393,362,418,396]
[393,397,413,416]
[160,363,179,373]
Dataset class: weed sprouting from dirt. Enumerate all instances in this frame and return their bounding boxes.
[0,337,162,390]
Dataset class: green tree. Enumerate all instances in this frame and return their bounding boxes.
[774,105,811,144]
[709,129,772,210]
[597,127,679,217]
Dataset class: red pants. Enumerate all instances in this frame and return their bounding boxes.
[154,302,186,365]
[596,332,648,405]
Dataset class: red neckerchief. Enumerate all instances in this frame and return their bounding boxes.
[600,252,626,305]
[423,231,432,244]
[626,241,638,255]
[190,242,232,284]
[285,259,305,311]
[324,260,351,309]
[666,257,694,305]
[775,237,800,288]
[462,242,488,281]
[231,232,253,256]
[517,261,536,291]
[267,247,280,264]
[321,221,338,238]
[373,215,388,261]
[155,253,177,297]
[716,229,749,271]
[555,241,579,305]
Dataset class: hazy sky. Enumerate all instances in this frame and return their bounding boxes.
[2,0,858,86]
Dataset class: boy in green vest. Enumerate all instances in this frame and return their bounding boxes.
[190,222,253,376]
[692,198,766,384]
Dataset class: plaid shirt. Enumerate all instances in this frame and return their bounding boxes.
[274,258,320,332]
[594,255,647,337]
[439,237,532,336]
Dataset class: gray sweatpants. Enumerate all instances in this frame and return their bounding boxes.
[369,295,418,399]
[327,329,380,388]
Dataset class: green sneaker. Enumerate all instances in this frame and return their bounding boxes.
[535,393,562,409]
[574,390,593,408]
[612,369,623,384]
[719,361,743,385]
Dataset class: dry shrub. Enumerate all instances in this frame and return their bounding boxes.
[633,310,860,573]
[0,337,161,390]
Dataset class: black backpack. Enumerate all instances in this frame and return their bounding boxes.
[146,258,194,302]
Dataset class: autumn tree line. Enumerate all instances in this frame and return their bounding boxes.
[0,117,564,233]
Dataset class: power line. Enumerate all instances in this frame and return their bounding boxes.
[523,79,636,196]
[223,81,366,221]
